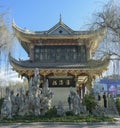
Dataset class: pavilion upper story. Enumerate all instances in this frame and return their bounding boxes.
[10,18,109,80]
[12,18,106,63]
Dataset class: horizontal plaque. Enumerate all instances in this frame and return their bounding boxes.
[48,78,75,87]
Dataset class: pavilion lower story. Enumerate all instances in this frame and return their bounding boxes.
[9,54,110,108]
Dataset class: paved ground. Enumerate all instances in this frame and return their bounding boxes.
[0,118,120,128]
[0,122,120,128]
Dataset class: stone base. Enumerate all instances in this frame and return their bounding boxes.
[51,87,76,110]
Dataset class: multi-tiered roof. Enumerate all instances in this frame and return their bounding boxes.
[10,18,109,80]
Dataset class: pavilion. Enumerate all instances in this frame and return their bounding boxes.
[9,17,110,107]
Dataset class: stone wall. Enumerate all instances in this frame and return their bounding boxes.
[51,87,76,110]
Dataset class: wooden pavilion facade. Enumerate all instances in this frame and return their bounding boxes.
[10,18,110,99]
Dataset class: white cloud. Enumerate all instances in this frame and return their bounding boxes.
[0,68,23,86]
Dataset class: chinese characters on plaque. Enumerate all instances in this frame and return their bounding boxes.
[48,78,75,87]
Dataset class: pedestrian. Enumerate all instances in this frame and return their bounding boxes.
[103,92,107,108]
[68,95,72,110]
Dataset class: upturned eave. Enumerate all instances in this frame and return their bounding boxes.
[9,53,110,78]
[12,20,106,42]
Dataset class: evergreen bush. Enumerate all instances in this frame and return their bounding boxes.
[116,97,120,115]
[82,94,96,114]
[45,106,57,117]
[0,98,4,109]
[65,111,74,116]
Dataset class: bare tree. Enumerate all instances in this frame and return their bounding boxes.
[91,0,120,57]
[89,0,120,76]
[0,10,13,70]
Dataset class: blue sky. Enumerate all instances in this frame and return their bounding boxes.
[0,0,109,58]
[0,0,112,82]
[0,0,109,30]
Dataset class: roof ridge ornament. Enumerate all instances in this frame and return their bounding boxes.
[59,14,62,24]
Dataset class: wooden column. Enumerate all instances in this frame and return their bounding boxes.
[86,45,91,60]
[30,44,34,61]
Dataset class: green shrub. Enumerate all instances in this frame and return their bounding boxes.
[82,94,96,114]
[0,115,115,123]
[45,106,57,117]
[116,97,120,115]
[0,98,4,109]
[65,111,74,116]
